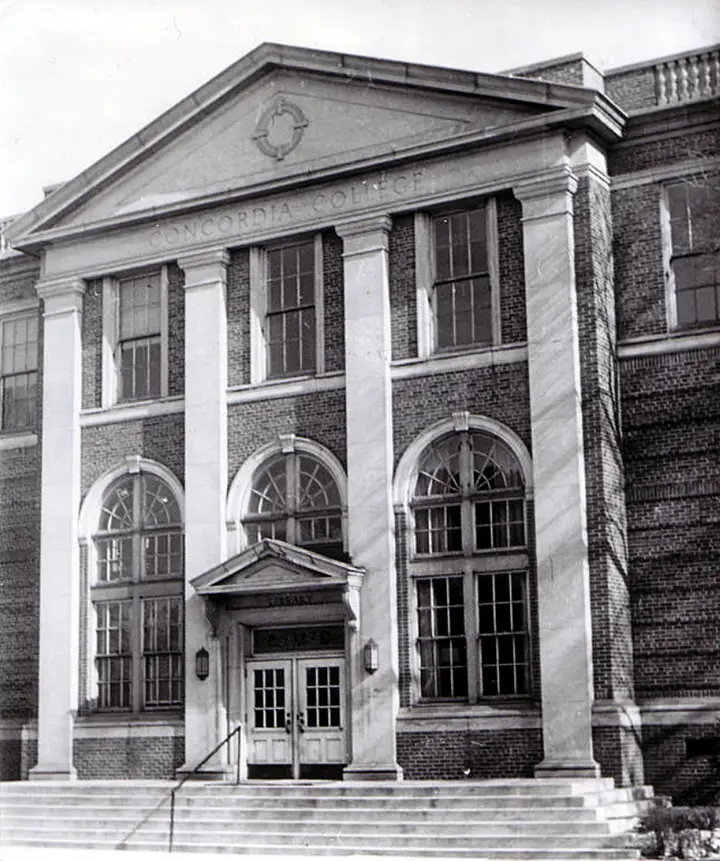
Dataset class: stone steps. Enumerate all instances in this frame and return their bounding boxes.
[0,778,652,859]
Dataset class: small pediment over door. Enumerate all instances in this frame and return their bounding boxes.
[192,539,364,621]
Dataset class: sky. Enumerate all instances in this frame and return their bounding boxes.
[1,0,718,217]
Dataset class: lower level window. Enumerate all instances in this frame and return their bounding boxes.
[416,571,529,701]
[96,596,183,710]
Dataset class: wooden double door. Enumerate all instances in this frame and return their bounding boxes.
[246,655,346,779]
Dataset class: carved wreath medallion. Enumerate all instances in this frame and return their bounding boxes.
[252,97,309,161]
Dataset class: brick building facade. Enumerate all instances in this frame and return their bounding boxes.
[0,42,718,801]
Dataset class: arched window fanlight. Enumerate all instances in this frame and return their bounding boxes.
[244,452,343,558]
[413,431,525,556]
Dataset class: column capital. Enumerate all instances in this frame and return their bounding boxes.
[513,168,578,203]
[177,247,230,288]
[335,214,392,256]
[36,276,85,316]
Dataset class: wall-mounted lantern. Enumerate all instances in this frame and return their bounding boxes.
[363,638,379,674]
[195,647,210,681]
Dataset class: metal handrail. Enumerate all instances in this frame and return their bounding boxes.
[116,722,243,853]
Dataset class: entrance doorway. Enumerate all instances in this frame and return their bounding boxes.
[246,656,346,779]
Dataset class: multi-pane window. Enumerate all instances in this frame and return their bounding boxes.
[117,272,163,400]
[0,314,38,431]
[417,576,467,699]
[413,431,525,556]
[266,241,316,377]
[92,471,183,711]
[411,430,529,701]
[433,208,492,350]
[244,450,343,559]
[667,181,720,328]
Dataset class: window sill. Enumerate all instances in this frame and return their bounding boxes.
[80,396,185,426]
[74,712,184,739]
[397,700,540,732]
[391,344,527,379]
[618,327,720,358]
[228,371,345,404]
[0,430,37,450]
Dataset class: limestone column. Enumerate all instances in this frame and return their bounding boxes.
[515,170,600,778]
[30,276,85,780]
[177,248,230,776]
[335,215,402,780]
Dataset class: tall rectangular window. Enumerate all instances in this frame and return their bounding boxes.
[416,576,467,699]
[477,572,528,697]
[667,181,720,328]
[142,597,184,707]
[118,272,162,400]
[266,241,316,377]
[96,600,133,709]
[0,314,38,431]
[433,208,492,350]
[414,572,529,701]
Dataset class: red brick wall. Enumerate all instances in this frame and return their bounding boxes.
[167,263,185,397]
[612,184,666,340]
[622,347,720,698]
[227,390,347,484]
[227,248,250,387]
[392,364,531,467]
[397,729,543,779]
[610,128,720,176]
[642,724,720,805]
[82,279,103,409]
[322,231,345,373]
[605,67,657,111]
[389,214,417,361]
[497,193,527,344]
[73,735,184,780]
[0,261,42,726]
[81,415,185,497]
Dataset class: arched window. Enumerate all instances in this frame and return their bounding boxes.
[243,450,344,559]
[413,431,525,556]
[406,423,530,703]
[91,469,184,712]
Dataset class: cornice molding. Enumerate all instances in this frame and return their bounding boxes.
[611,156,720,190]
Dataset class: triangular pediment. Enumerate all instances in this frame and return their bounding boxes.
[192,538,364,597]
[6,43,624,250]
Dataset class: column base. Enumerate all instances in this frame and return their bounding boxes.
[343,763,404,781]
[534,758,601,779]
[29,764,78,781]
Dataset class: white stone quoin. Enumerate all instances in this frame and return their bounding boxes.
[177,248,231,776]
[515,169,600,778]
[30,277,85,780]
[336,214,403,780]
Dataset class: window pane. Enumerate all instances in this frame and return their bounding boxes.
[119,335,162,401]
[415,505,462,554]
[119,273,161,340]
[477,572,529,696]
[95,601,133,710]
[433,209,491,350]
[1,315,39,431]
[143,597,184,707]
[416,576,467,699]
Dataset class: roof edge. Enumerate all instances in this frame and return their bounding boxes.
[5,42,612,246]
